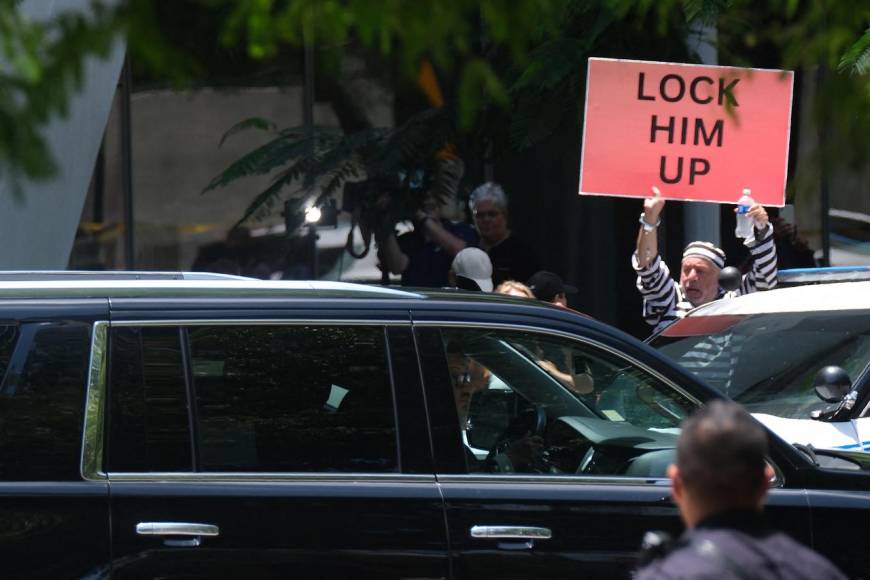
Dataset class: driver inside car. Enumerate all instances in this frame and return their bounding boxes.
[447,349,544,473]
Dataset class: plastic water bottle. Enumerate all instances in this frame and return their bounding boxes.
[735,189,754,238]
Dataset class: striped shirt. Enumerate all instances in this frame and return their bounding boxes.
[633,223,778,335]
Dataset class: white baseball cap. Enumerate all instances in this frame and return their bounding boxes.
[451,247,493,292]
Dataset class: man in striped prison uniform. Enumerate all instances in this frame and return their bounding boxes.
[632,187,778,336]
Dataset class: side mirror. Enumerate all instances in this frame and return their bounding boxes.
[719,266,742,292]
[813,366,852,403]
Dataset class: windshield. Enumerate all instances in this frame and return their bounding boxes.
[649,311,870,418]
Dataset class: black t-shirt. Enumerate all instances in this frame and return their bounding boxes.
[487,235,539,286]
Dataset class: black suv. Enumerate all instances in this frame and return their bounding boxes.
[1,273,867,579]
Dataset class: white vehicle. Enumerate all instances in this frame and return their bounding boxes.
[648,279,870,453]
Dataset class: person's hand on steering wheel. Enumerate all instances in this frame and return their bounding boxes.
[504,431,545,470]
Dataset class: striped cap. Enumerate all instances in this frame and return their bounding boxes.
[682,241,726,269]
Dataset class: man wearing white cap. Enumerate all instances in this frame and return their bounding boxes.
[633,187,778,334]
[449,247,494,292]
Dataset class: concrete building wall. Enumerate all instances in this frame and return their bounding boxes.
[0,0,124,269]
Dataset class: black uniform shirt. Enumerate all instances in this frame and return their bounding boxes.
[635,510,846,580]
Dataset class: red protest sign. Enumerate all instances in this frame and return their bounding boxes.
[579,58,793,206]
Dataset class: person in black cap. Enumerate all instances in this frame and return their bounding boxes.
[527,270,591,396]
[635,400,845,579]
[527,271,577,308]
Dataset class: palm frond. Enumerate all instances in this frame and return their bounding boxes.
[839,28,870,76]
[213,107,456,234]
[232,157,315,228]
[302,127,388,189]
[369,108,454,180]
[231,127,390,226]
[311,161,363,210]
[202,126,343,193]
[218,116,277,147]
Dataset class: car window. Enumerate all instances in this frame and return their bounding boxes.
[433,328,694,478]
[189,325,397,473]
[108,326,192,472]
[108,324,399,474]
[0,326,15,380]
[652,311,870,471]
[651,311,870,419]
[0,322,91,481]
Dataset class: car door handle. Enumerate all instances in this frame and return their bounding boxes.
[470,525,552,540]
[136,522,220,547]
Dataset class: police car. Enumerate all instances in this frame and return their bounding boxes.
[649,268,870,454]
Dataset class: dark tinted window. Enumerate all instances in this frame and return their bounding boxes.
[189,325,397,472]
[0,326,16,379]
[0,322,90,480]
[108,327,192,472]
[427,327,692,477]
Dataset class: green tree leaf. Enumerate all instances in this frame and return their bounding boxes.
[839,27,870,76]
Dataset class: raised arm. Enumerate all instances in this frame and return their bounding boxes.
[636,188,665,269]
[632,187,680,331]
[415,209,468,257]
[737,204,778,294]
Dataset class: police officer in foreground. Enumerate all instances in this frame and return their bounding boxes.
[635,400,845,579]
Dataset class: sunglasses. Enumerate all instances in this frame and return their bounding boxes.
[452,372,472,385]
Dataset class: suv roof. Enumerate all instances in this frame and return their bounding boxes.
[0,273,588,312]
[0,278,427,300]
[689,280,870,316]
[0,270,252,281]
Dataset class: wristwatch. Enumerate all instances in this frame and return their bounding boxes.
[639,212,661,233]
